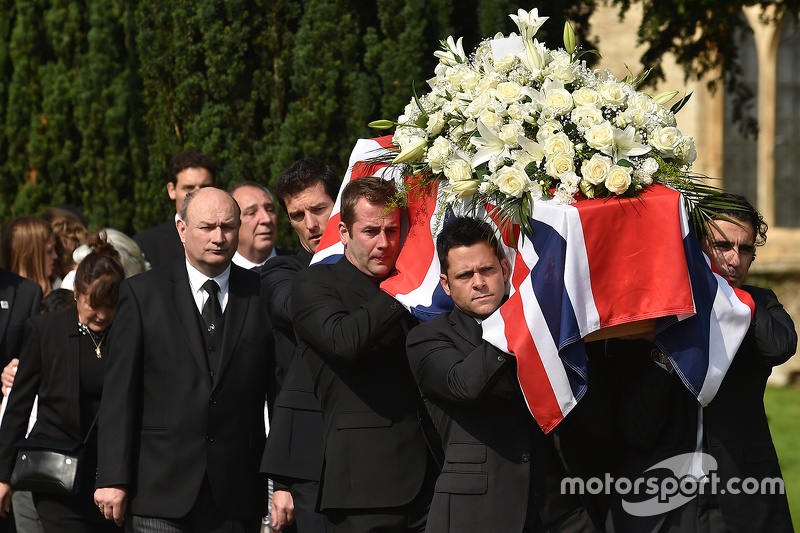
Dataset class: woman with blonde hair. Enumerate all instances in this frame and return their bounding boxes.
[1,217,59,295]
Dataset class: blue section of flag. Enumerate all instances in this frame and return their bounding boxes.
[525,220,588,399]
[654,226,716,396]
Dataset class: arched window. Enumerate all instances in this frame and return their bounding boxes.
[723,19,758,206]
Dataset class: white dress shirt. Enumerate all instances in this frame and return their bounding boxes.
[185,259,231,314]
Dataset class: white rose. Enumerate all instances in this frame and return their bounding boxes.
[545,152,575,178]
[623,108,648,128]
[572,87,602,108]
[444,159,473,182]
[507,103,525,121]
[536,120,563,143]
[584,122,615,153]
[656,106,677,126]
[649,126,682,158]
[426,136,451,173]
[548,63,576,83]
[599,82,627,106]
[605,165,632,194]
[492,165,532,198]
[496,81,525,103]
[479,109,503,130]
[580,153,612,185]
[426,111,445,135]
[462,70,481,92]
[494,54,517,72]
[674,136,697,166]
[475,75,499,95]
[545,88,574,115]
[465,91,492,118]
[543,132,575,157]
[628,93,657,114]
[499,122,524,146]
[571,106,603,128]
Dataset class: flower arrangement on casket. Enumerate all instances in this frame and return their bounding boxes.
[370,8,722,235]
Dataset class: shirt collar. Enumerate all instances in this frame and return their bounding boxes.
[232,248,276,269]
[186,259,231,297]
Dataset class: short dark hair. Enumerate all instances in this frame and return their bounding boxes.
[169,150,217,185]
[339,177,398,234]
[276,158,340,211]
[73,235,125,310]
[437,217,502,273]
[711,193,767,248]
[229,180,274,202]
[40,288,75,314]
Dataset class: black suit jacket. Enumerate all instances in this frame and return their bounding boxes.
[96,260,274,520]
[291,258,432,511]
[133,219,184,268]
[0,268,42,368]
[406,308,585,532]
[604,286,796,533]
[260,249,325,484]
[0,307,91,481]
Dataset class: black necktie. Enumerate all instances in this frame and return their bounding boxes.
[201,279,222,337]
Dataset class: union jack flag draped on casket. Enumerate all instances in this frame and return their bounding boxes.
[313,137,755,433]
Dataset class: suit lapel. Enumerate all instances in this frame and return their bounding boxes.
[214,265,250,389]
[332,258,379,303]
[169,261,211,379]
[449,308,483,348]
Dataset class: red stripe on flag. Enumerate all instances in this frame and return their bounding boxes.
[382,180,439,296]
[500,294,564,432]
[576,185,695,327]
[316,213,342,251]
[732,286,756,322]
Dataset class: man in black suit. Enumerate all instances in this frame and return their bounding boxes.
[405,217,597,533]
[260,158,340,533]
[133,151,216,268]
[94,187,273,532]
[0,268,41,533]
[603,193,796,533]
[0,268,42,373]
[291,176,439,533]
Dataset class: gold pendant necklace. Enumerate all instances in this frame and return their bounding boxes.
[87,330,107,358]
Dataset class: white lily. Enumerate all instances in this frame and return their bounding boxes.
[517,136,545,163]
[470,120,508,168]
[393,138,428,164]
[509,8,549,41]
[434,36,466,66]
[518,38,550,78]
[613,125,651,162]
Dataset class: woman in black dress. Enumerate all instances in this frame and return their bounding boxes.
[0,237,125,532]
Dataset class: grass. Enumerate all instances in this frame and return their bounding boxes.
[765,385,800,529]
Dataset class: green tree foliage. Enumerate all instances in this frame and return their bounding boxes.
[612,0,800,137]
[0,0,597,247]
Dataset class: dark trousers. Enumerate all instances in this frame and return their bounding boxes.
[130,476,261,533]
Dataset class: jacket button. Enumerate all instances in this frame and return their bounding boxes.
[497,355,505,362]
[209,397,216,404]
[208,348,214,354]
[390,303,398,310]
[522,454,530,462]
[206,436,213,443]
[209,371,215,377]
